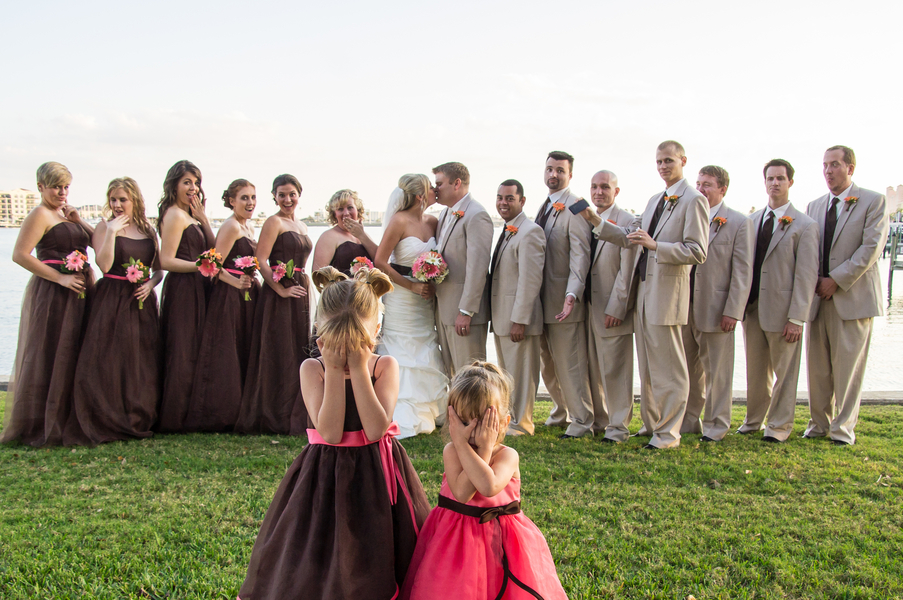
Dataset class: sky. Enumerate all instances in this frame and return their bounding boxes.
[2,0,902,221]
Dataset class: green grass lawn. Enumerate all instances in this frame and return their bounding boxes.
[1,392,901,599]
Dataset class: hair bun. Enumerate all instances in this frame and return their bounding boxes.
[312,266,348,292]
[354,267,393,298]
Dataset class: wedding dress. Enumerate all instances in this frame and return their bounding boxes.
[377,235,449,438]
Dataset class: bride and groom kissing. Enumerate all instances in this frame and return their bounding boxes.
[374,162,494,439]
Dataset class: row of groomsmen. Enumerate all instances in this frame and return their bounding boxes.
[429,141,887,448]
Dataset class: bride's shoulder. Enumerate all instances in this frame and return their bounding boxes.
[423,213,439,227]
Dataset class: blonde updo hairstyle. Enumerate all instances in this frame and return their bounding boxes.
[36,161,72,188]
[104,177,156,240]
[311,266,394,352]
[396,173,432,212]
[445,361,513,445]
[326,189,365,226]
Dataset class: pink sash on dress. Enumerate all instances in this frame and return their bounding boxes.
[103,273,129,281]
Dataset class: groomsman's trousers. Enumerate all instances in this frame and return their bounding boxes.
[739,302,802,441]
[539,320,594,437]
[587,316,634,441]
[680,306,736,441]
[804,300,873,445]
[494,333,541,435]
[437,323,487,379]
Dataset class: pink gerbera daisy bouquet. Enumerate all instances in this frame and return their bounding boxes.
[122,257,151,309]
[272,259,296,286]
[63,250,89,299]
[196,248,223,279]
[411,250,449,284]
[350,256,374,275]
[233,255,260,301]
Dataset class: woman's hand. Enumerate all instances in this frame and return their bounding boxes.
[61,204,81,223]
[237,274,253,289]
[448,405,477,448]
[135,279,154,302]
[411,282,435,299]
[473,407,499,452]
[190,196,210,226]
[317,337,346,372]
[58,273,85,294]
[276,283,307,299]
[343,218,365,237]
[107,215,130,235]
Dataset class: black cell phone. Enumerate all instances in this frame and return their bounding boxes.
[568,198,590,214]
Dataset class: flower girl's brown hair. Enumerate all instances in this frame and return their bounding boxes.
[312,266,393,352]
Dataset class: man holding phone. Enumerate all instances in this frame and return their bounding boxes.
[535,150,594,438]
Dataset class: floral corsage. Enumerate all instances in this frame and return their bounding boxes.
[779,216,794,230]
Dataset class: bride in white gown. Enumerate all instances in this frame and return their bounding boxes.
[374,174,449,438]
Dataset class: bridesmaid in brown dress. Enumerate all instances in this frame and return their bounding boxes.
[65,177,163,445]
[156,160,216,433]
[2,162,95,446]
[311,189,378,275]
[185,179,260,432]
[236,174,312,435]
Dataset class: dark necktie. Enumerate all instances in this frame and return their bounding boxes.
[585,226,599,304]
[822,197,840,277]
[748,211,775,306]
[535,197,552,230]
[490,227,507,276]
[635,193,668,282]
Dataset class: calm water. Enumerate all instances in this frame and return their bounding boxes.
[2,226,903,391]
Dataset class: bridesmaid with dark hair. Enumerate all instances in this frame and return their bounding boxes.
[2,162,95,446]
[311,188,378,275]
[65,177,163,445]
[236,174,312,435]
[185,180,260,432]
[156,160,215,433]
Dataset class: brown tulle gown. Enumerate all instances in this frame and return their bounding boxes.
[184,236,259,432]
[157,223,208,432]
[331,240,370,276]
[238,357,430,600]
[64,236,161,445]
[1,221,94,446]
[235,230,311,435]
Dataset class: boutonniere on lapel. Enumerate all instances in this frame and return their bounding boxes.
[844,196,859,212]
[505,225,518,239]
[452,210,465,220]
[779,216,794,230]
[607,219,617,224]
[551,202,565,214]
[712,216,727,232]
[666,195,679,211]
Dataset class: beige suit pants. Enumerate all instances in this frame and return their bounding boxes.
[540,320,594,437]
[494,333,540,435]
[740,303,802,441]
[804,300,872,445]
[634,280,689,448]
[587,316,634,441]
[437,323,487,379]
[681,307,736,441]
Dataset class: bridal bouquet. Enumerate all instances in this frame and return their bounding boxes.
[272,259,296,285]
[350,256,374,275]
[196,248,223,279]
[123,257,151,309]
[411,250,449,284]
[63,250,89,299]
[233,255,260,301]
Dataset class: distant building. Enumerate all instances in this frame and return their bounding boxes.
[310,208,384,224]
[0,188,39,226]
[74,204,105,220]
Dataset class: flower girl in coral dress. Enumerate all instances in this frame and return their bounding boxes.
[401,362,569,600]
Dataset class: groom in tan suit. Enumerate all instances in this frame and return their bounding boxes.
[739,159,819,442]
[489,179,546,435]
[433,162,494,377]
[681,166,754,442]
[535,151,594,438]
[588,141,708,449]
[805,146,888,445]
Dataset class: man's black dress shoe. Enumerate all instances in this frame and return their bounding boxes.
[600,437,617,444]
[558,434,578,440]
[761,435,783,443]
[832,439,851,446]
[700,436,719,442]
[642,443,659,450]
[736,429,755,435]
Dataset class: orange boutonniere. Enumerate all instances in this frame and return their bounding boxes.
[607,219,617,224]
[452,210,464,219]
[666,195,679,211]
[779,215,794,230]
[712,216,727,231]
[552,202,565,213]
[505,225,518,238]
[844,196,859,212]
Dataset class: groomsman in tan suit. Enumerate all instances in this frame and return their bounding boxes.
[739,159,819,442]
[587,141,708,449]
[489,179,546,435]
[433,162,494,377]
[535,151,594,438]
[582,170,638,442]
[680,166,754,442]
[804,146,888,445]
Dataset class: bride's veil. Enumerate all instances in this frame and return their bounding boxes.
[383,186,404,233]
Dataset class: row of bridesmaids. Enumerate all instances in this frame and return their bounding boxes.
[1,160,378,446]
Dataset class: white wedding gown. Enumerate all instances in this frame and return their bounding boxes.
[377,236,449,439]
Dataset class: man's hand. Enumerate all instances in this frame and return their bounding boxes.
[627,228,657,250]
[720,316,738,333]
[782,321,803,343]
[816,276,839,300]
[555,295,576,322]
[604,314,622,329]
[509,322,526,343]
[580,207,602,227]
[455,313,472,336]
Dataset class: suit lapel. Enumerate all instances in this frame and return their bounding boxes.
[709,203,728,244]
[436,208,449,248]
[496,212,525,268]
[592,205,619,268]
[547,190,571,232]
[439,197,470,254]
[764,205,793,262]
[652,179,688,239]
[832,183,858,246]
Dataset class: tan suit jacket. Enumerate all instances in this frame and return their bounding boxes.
[692,204,755,332]
[539,189,591,324]
[435,195,494,327]
[587,204,636,337]
[747,204,819,331]
[594,178,709,326]
[490,211,545,337]
[807,184,888,321]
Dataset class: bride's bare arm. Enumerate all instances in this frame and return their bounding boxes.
[374,216,419,293]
